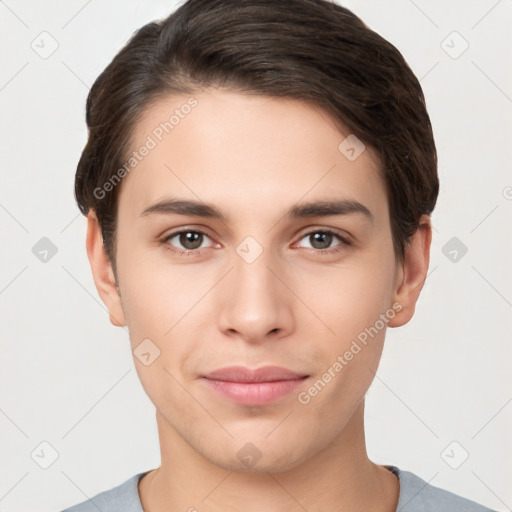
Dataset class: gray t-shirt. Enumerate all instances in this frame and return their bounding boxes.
[60,465,497,511]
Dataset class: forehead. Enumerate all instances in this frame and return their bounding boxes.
[118,89,388,224]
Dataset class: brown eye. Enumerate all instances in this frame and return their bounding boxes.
[163,229,214,254]
[297,230,347,251]
[177,231,203,250]
[309,232,334,250]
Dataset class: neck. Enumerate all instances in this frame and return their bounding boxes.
[139,400,399,512]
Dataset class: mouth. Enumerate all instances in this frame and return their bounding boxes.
[201,366,310,406]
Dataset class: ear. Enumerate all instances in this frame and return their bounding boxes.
[85,210,126,327]
[388,214,432,328]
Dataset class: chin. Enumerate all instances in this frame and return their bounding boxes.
[204,441,313,475]
[217,456,304,475]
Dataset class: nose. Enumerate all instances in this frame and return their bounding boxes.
[217,245,295,344]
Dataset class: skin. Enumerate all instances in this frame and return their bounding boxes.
[86,89,431,512]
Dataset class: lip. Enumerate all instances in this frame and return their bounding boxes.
[201,366,309,406]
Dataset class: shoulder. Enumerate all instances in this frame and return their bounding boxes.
[391,466,498,512]
[59,471,148,512]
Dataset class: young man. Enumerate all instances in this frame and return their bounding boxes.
[61,0,497,510]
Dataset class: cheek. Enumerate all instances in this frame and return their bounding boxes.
[295,287,390,427]
[296,249,396,337]
[117,246,217,383]
[292,244,396,397]
[116,239,192,336]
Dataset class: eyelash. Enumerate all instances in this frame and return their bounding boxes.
[161,228,351,257]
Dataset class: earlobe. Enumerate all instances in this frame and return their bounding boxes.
[388,215,432,328]
[85,210,126,327]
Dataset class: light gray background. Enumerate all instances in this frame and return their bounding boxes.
[1,1,511,511]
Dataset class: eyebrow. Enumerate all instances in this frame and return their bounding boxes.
[140,197,374,223]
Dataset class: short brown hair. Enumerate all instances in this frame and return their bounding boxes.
[75,0,439,275]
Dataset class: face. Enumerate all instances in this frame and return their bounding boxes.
[88,89,426,474]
